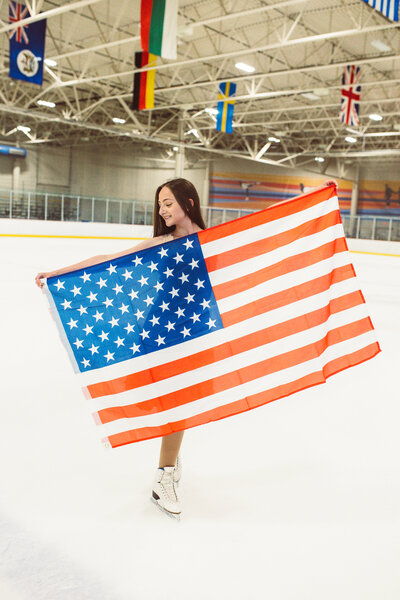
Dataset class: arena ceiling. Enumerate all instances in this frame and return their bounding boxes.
[1,0,400,173]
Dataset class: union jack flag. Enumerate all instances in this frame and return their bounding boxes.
[9,0,29,44]
[340,65,361,127]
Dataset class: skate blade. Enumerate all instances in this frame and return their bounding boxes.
[150,496,181,521]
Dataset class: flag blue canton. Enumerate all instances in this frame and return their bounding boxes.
[47,234,223,373]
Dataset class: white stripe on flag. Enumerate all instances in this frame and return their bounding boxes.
[161,0,177,59]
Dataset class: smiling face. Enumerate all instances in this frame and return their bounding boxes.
[158,186,188,228]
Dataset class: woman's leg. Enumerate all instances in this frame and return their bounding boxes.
[159,431,184,468]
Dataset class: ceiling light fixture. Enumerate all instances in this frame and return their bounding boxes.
[315,156,325,163]
[37,99,56,108]
[112,117,126,124]
[369,113,383,121]
[205,107,218,115]
[301,92,320,101]
[173,146,179,151]
[371,39,391,52]
[345,136,357,143]
[235,62,255,73]
[268,136,280,143]
[44,58,57,67]
[187,128,200,138]
[16,125,31,134]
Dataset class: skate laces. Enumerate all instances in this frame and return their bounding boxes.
[160,468,178,501]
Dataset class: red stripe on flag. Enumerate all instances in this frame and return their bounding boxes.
[104,341,380,448]
[198,185,337,245]
[139,51,148,109]
[140,0,153,51]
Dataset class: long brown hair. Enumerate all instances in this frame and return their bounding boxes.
[153,178,206,237]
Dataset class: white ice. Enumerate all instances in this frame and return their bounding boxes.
[1,233,400,600]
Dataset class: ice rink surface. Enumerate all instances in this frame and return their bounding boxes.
[1,232,400,600]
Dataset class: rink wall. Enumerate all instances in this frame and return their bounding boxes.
[0,218,153,239]
[1,218,399,256]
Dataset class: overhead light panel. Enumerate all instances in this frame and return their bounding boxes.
[315,156,325,163]
[37,99,56,108]
[235,62,255,73]
[268,136,280,143]
[301,92,320,101]
[187,128,200,138]
[16,125,31,134]
[345,136,357,143]
[369,113,383,121]
[205,107,218,115]
[371,39,391,52]
[112,117,126,124]
[44,58,57,67]
[173,146,179,151]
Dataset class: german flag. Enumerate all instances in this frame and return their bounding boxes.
[132,51,157,110]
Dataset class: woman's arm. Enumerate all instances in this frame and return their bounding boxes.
[35,236,162,289]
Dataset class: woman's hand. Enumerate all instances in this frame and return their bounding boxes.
[35,271,52,290]
[323,179,338,188]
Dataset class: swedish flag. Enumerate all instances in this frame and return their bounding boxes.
[216,82,236,134]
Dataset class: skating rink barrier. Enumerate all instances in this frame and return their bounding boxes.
[1,219,399,256]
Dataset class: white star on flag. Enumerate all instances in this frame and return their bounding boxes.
[55,280,65,291]
[71,285,81,296]
[96,278,107,289]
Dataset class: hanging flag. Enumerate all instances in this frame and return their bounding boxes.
[361,0,399,21]
[132,51,157,110]
[141,0,178,59]
[340,65,361,127]
[45,185,380,449]
[9,0,47,85]
[216,82,237,134]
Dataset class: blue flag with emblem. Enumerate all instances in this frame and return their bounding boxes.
[216,82,236,134]
[9,0,47,85]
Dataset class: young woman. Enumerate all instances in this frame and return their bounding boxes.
[35,178,207,518]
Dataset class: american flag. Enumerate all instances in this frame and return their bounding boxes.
[9,0,29,44]
[46,185,380,449]
[340,65,361,127]
[362,0,399,21]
